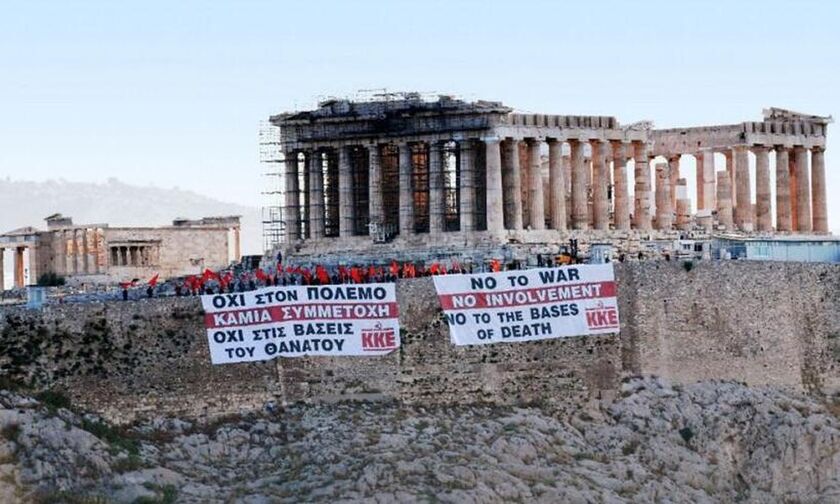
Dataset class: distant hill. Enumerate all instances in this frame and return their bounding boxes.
[0,177,262,255]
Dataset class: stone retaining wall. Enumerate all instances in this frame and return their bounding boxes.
[0,262,837,424]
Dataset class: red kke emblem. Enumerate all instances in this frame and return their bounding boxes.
[585,301,619,329]
[361,322,397,351]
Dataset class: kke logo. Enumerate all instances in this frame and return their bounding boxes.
[361,322,397,351]
[585,301,619,329]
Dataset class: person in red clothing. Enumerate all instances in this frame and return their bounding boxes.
[350,266,363,284]
[315,265,330,285]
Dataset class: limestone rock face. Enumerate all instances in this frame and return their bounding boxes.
[1,377,840,503]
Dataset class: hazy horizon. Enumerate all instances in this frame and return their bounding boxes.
[1,0,838,233]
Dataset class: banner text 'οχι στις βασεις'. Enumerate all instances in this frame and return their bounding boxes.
[200,284,399,364]
[432,265,619,346]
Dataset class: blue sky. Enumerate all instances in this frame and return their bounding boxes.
[1,0,838,231]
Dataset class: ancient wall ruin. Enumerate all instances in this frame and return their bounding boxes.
[0,262,837,424]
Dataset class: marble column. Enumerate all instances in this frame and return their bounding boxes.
[562,154,572,228]
[27,247,37,284]
[459,140,476,233]
[519,142,530,227]
[633,142,651,231]
[338,146,355,237]
[66,230,73,273]
[811,147,828,233]
[668,155,680,210]
[503,139,523,230]
[697,150,716,211]
[74,229,83,273]
[80,229,88,273]
[753,146,772,232]
[88,229,100,274]
[284,151,301,240]
[773,147,792,232]
[592,140,609,230]
[301,155,310,238]
[484,137,504,233]
[789,152,799,230]
[734,146,752,231]
[793,146,811,233]
[570,140,588,230]
[527,139,545,230]
[695,152,705,211]
[654,163,672,230]
[308,150,325,239]
[14,247,25,288]
[368,145,384,234]
[233,228,241,262]
[675,182,690,231]
[398,142,415,236]
[716,171,733,230]
[428,141,445,233]
[548,139,567,231]
[725,149,736,207]
[611,142,630,230]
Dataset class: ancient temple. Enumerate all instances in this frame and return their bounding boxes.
[268,94,831,258]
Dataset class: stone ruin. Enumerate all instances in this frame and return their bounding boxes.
[267,93,831,262]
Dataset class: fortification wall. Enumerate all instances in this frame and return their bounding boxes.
[0,262,837,424]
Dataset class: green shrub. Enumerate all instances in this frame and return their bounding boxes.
[678,426,694,445]
[1,423,20,442]
[35,389,72,412]
[80,419,140,456]
[133,485,178,504]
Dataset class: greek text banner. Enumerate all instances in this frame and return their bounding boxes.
[200,284,399,364]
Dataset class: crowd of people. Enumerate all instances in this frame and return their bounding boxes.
[159,258,506,297]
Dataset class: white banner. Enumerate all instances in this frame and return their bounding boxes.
[432,265,619,346]
[200,283,400,364]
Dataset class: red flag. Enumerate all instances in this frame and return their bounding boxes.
[316,265,330,284]
[429,263,440,275]
[350,267,362,284]
[338,265,348,280]
[202,268,219,282]
[390,260,399,277]
[490,259,501,272]
[147,273,159,287]
[255,268,267,281]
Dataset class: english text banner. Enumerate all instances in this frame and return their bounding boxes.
[432,265,619,346]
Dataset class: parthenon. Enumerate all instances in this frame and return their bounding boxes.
[268,94,831,254]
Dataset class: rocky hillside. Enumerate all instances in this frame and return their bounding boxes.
[0,377,839,503]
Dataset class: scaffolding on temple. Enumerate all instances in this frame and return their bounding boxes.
[259,121,285,253]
